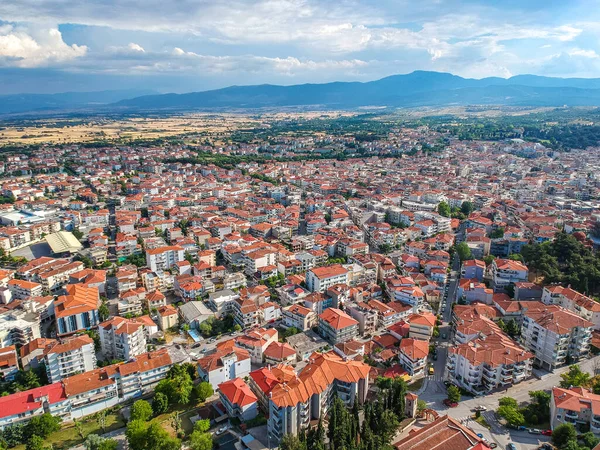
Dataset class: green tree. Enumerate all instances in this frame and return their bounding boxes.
[126,420,148,450]
[26,413,61,439]
[25,436,47,450]
[194,419,210,433]
[552,423,578,448]
[99,301,110,322]
[194,381,214,402]
[84,434,118,450]
[96,410,108,434]
[146,422,180,450]
[190,430,213,450]
[497,405,525,427]
[461,201,474,216]
[455,242,472,262]
[152,392,169,415]
[580,432,600,449]
[560,365,591,388]
[447,385,461,403]
[417,399,427,415]
[279,434,305,450]
[438,201,451,217]
[498,397,518,409]
[131,399,153,422]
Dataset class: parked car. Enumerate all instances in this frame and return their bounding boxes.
[489,444,497,449]
[541,430,552,436]
[528,428,541,434]
[216,426,228,435]
[472,406,487,412]
[443,399,458,408]
[507,444,517,450]
[476,433,484,438]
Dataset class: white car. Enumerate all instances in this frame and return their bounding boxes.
[216,426,228,435]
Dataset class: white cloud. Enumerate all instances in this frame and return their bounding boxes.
[568,48,599,58]
[0,25,87,67]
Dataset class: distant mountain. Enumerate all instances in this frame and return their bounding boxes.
[115,71,600,110]
[0,89,157,114]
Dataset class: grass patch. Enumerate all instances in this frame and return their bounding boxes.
[475,415,491,429]
[13,412,125,450]
[407,378,424,392]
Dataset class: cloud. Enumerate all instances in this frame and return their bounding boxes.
[0,24,87,67]
[568,47,599,58]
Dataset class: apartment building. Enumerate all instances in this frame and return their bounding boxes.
[197,343,251,389]
[257,352,369,444]
[306,265,349,293]
[62,367,120,419]
[116,349,173,400]
[407,312,436,340]
[461,259,486,281]
[490,259,529,292]
[218,378,258,422]
[542,285,600,330]
[318,308,359,345]
[0,346,18,380]
[0,309,41,347]
[347,302,378,336]
[99,317,147,361]
[399,338,429,377]
[282,304,317,331]
[233,328,278,364]
[18,257,85,293]
[156,304,178,331]
[54,284,100,336]
[0,383,70,429]
[43,335,97,383]
[521,305,593,371]
[146,245,185,272]
[550,387,600,435]
[7,279,43,300]
[446,332,533,396]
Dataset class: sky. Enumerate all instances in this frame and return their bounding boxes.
[1,0,600,94]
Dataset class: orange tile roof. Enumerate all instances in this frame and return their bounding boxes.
[54,284,99,319]
[218,377,257,408]
[319,308,358,330]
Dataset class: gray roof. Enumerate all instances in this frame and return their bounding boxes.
[178,301,213,323]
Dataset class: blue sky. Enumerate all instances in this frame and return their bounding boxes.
[0,0,599,94]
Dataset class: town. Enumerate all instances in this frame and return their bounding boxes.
[0,113,598,450]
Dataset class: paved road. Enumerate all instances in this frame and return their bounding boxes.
[419,354,600,450]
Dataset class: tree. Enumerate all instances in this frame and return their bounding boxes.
[1,423,25,447]
[497,405,525,427]
[552,423,578,449]
[146,422,180,450]
[26,413,61,439]
[447,385,461,403]
[85,434,118,450]
[498,397,518,409]
[74,419,86,440]
[99,301,110,322]
[190,430,213,450]
[438,201,451,217]
[279,434,305,450]
[194,419,210,433]
[125,419,148,450]
[461,201,474,216]
[417,399,427,415]
[455,242,472,262]
[580,432,600,449]
[560,365,591,388]
[483,255,495,265]
[194,381,214,402]
[130,399,153,422]
[25,436,47,450]
[152,392,169,415]
[96,410,108,434]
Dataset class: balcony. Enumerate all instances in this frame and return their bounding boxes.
[565,411,579,420]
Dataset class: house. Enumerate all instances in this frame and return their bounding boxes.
[407,312,436,340]
[490,259,529,292]
[218,378,258,421]
[197,343,251,389]
[234,328,278,363]
[156,304,178,331]
[461,259,486,281]
[282,304,317,331]
[263,341,297,365]
[54,284,100,336]
[318,308,359,345]
[0,346,19,381]
[19,337,57,371]
[550,386,600,434]
[398,338,429,377]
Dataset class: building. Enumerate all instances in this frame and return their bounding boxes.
[399,338,429,377]
[490,259,529,292]
[156,304,178,331]
[542,285,600,330]
[218,377,258,422]
[551,386,600,435]
[261,352,370,444]
[0,346,18,380]
[282,304,317,331]
[461,259,486,281]
[146,245,185,273]
[197,343,251,389]
[318,308,359,345]
[306,265,349,293]
[99,317,147,361]
[0,309,41,347]
[0,383,69,429]
[407,312,436,340]
[521,305,593,371]
[7,279,43,300]
[178,301,213,330]
[394,415,491,450]
[54,284,100,336]
[43,335,97,383]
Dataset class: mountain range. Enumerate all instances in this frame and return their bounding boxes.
[6,71,600,115]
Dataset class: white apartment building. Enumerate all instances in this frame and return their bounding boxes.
[542,285,600,330]
[399,338,429,377]
[318,308,359,345]
[490,259,529,292]
[0,309,41,347]
[446,333,533,395]
[197,346,251,389]
[146,245,185,272]
[43,335,97,383]
[306,265,349,293]
[99,317,147,361]
[282,304,317,331]
[551,387,600,435]
[521,305,593,371]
